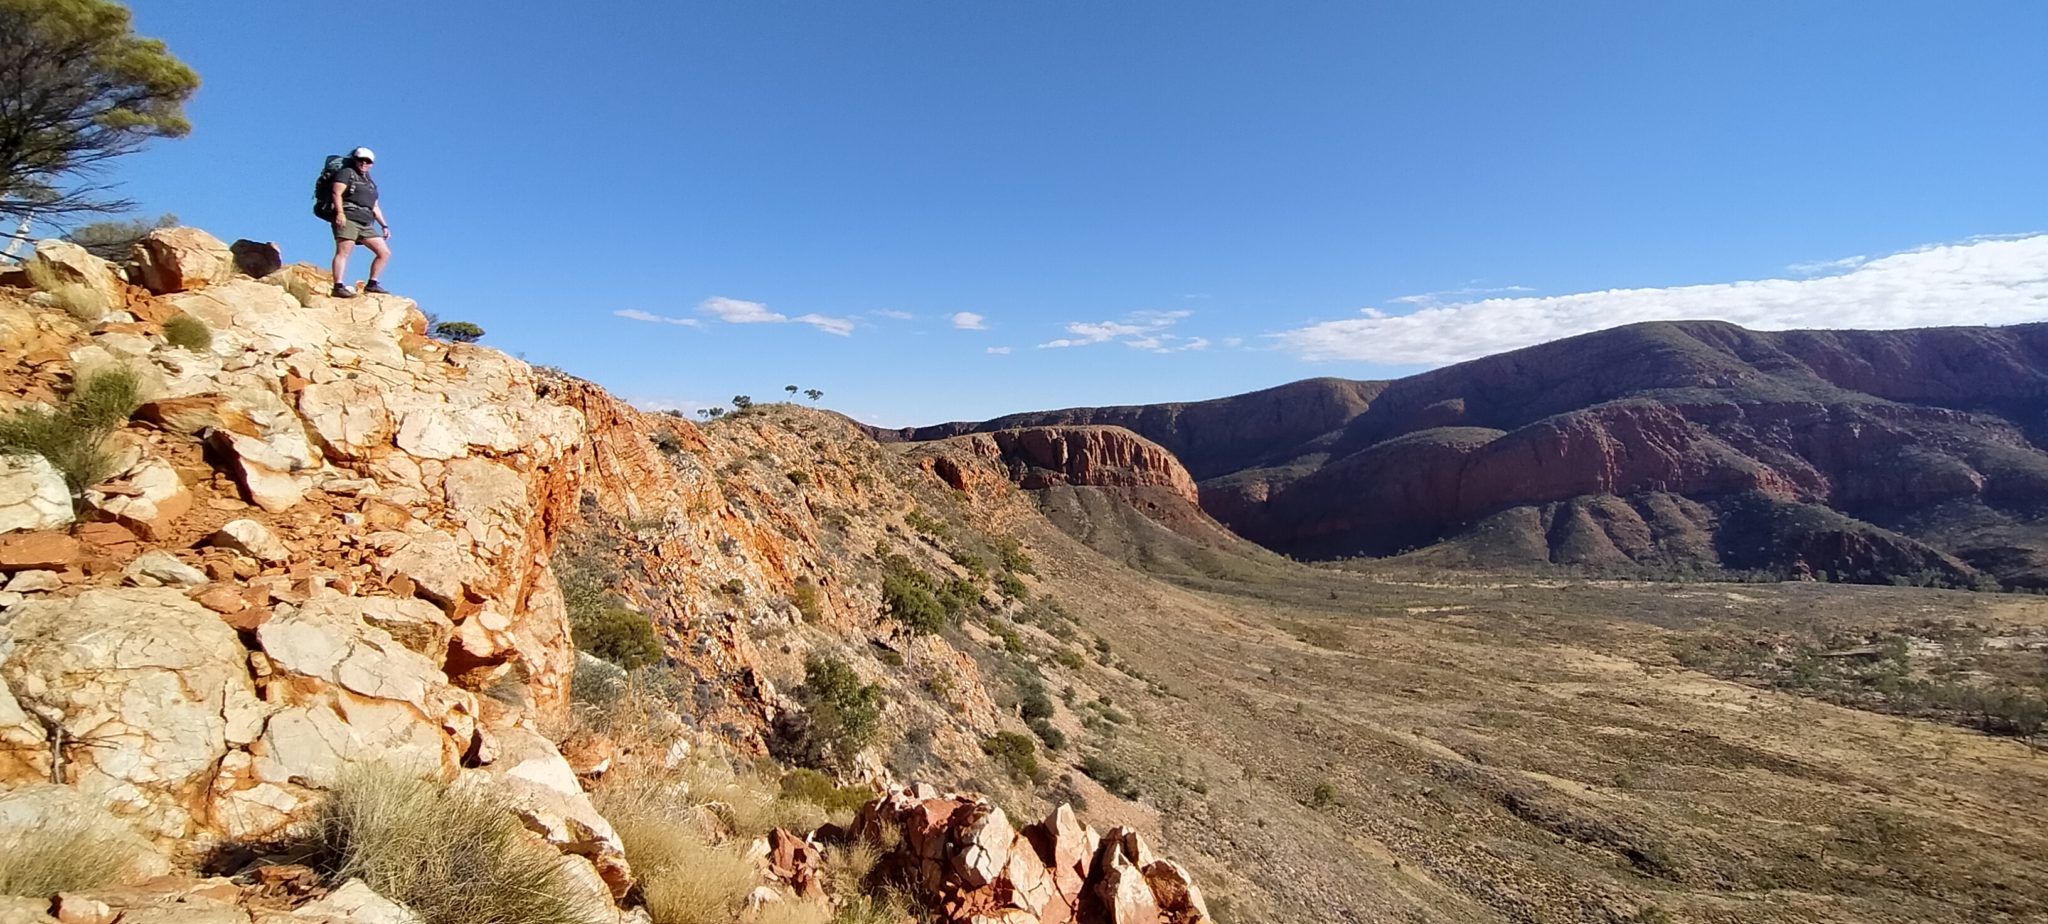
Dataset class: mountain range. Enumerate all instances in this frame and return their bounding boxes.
[878,320,2048,588]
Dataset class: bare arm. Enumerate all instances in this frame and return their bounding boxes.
[372,202,389,236]
[329,181,348,225]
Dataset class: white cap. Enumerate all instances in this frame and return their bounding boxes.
[350,146,376,162]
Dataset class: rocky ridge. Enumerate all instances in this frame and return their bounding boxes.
[0,229,1214,923]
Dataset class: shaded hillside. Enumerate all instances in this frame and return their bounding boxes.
[894,321,2048,587]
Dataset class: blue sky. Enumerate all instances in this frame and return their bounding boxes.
[94,2,2048,425]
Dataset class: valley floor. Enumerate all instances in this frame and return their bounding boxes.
[1024,516,2048,924]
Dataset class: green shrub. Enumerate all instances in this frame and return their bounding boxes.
[997,538,1034,575]
[162,313,212,351]
[571,607,663,670]
[1050,648,1086,671]
[63,213,178,261]
[0,366,142,494]
[903,509,948,538]
[949,549,989,579]
[1027,717,1066,751]
[996,572,1028,600]
[786,470,811,487]
[310,766,605,924]
[882,569,947,634]
[1308,780,1340,809]
[982,732,1043,784]
[0,802,156,897]
[778,768,875,815]
[803,654,884,767]
[432,320,485,343]
[1080,755,1139,799]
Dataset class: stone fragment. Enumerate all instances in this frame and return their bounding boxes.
[952,803,1016,891]
[0,532,85,571]
[134,395,261,438]
[3,569,63,593]
[211,518,290,564]
[124,550,210,587]
[130,227,233,295]
[84,455,191,539]
[206,430,305,512]
[292,879,420,924]
[1095,840,1162,924]
[190,585,250,615]
[0,454,76,534]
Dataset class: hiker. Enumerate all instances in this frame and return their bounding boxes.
[325,146,391,298]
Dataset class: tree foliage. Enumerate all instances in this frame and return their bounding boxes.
[801,654,883,768]
[0,0,201,226]
[432,321,485,343]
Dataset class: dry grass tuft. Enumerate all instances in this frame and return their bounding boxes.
[595,779,759,924]
[0,808,157,897]
[23,260,112,321]
[309,766,605,924]
[162,313,212,351]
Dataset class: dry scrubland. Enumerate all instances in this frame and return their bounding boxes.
[1003,484,2048,923]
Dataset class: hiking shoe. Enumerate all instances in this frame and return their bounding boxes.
[362,279,389,295]
[331,283,356,298]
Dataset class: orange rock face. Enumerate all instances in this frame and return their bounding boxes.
[934,427,1201,508]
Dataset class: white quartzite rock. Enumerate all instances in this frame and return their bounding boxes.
[0,589,266,838]
[0,455,75,534]
[124,551,210,587]
[130,227,233,295]
[454,726,632,899]
[84,454,191,539]
[28,239,126,314]
[211,518,290,564]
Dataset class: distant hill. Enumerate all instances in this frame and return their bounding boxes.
[879,320,2048,587]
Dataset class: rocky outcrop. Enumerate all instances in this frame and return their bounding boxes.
[928,427,1201,508]
[853,784,1211,924]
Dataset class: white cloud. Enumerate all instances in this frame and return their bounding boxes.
[1787,255,1869,276]
[614,309,702,327]
[627,396,709,416]
[794,313,855,336]
[951,311,988,330]
[698,296,784,324]
[986,346,1012,354]
[873,309,915,320]
[693,296,855,336]
[1386,285,1534,306]
[1219,336,1244,349]
[1273,234,2048,365]
[1037,310,1195,350]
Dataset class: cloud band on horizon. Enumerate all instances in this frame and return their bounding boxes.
[1274,234,2048,365]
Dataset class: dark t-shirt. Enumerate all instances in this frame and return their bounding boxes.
[331,165,379,222]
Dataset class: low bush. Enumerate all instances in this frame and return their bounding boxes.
[802,654,884,768]
[0,366,142,494]
[598,781,759,924]
[162,313,212,351]
[310,766,606,924]
[1080,754,1140,799]
[1028,717,1066,751]
[982,732,1042,784]
[778,768,874,817]
[558,557,664,670]
[0,803,157,897]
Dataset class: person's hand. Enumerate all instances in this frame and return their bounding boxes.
[382,226,393,240]
[332,218,345,231]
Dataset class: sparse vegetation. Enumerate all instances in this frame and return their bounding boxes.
[310,766,605,924]
[62,212,177,260]
[791,577,823,623]
[879,552,976,634]
[161,312,211,350]
[557,553,664,669]
[1080,754,1140,799]
[0,365,142,494]
[598,780,760,924]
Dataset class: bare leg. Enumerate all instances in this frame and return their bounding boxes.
[331,239,355,283]
[363,236,392,282]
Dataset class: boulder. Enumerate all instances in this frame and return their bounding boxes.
[0,531,85,572]
[84,455,191,540]
[0,454,74,534]
[210,519,290,564]
[134,395,262,438]
[228,240,284,280]
[3,569,63,593]
[206,430,305,512]
[28,240,126,315]
[453,726,632,899]
[124,550,210,587]
[130,227,233,295]
[0,589,266,838]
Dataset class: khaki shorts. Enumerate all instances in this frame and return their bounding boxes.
[333,218,383,243]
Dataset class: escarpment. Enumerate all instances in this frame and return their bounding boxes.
[0,227,1218,923]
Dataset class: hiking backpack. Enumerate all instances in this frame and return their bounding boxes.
[311,154,350,219]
